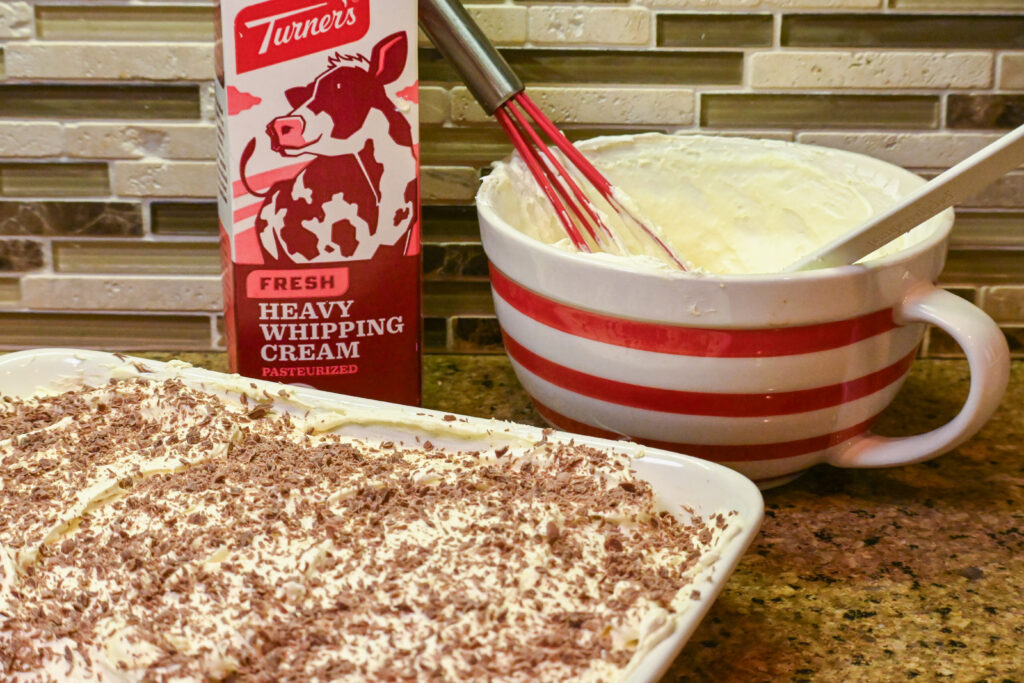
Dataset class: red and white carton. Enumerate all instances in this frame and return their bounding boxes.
[215,0,421,405]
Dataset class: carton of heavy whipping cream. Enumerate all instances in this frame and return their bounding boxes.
[215,0,421,405]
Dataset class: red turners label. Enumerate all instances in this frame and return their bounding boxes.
[235,0,370,74]
[218,0,420,405]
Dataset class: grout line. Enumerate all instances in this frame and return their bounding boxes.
[209,314,220,350]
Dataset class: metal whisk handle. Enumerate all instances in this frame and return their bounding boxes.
[418,0,524,114]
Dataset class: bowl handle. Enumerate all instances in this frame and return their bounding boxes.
[826,283,1009,468]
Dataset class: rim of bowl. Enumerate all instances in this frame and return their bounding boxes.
[475,135,956,285]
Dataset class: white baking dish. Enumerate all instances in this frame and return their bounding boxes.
[0,348,763,682]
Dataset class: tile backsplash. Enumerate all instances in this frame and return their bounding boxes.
[0,0,1022,356]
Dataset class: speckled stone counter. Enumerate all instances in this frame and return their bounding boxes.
[137,353,1024,682]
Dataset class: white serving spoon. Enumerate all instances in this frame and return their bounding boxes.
[785,123,1024,272]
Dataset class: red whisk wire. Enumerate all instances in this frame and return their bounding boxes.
[515,94,614,200]
[493,108,590,252]
[503,100,615,248]
[513,94,686,270]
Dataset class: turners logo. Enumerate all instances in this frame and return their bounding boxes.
[235,0,369,74]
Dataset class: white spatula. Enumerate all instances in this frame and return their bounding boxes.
[785,123,1024,272]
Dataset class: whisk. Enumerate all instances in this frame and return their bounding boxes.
[418,0,686,269]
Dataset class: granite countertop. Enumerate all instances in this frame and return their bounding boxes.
[137,353,1024,681]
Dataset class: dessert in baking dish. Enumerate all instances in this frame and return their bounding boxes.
[0,368,736,681]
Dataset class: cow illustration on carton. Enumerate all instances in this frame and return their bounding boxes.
[240,31,416,264]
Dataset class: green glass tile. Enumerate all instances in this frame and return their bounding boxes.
[53,241,221,276]
[452,317,504,354]
[423,317,449,353]
[939,249,1024,285]
[924,327,966,358]
[782,14,1024,49]
[1004,327,1024,358]
[942,286,977,304]
[0,239,43,271]
[700,94,939,129]
[36,5,214,41]
[948,95,1024,130]
[0,85,200,120]
[0,312,212,350]
[423,243,489,281]
[658,14,773,48]
[0,164,109,198]
[0,201,141,236]
[950,211,1024,249]
[927,324,1024,358]
[421,47,742,86]
[423,281,494,318]
[0,278,19,306]
[423,206,481,244]
[421,126,663,167]
[151,202,219,236]
[892,0,1024,9]
[421,128,514,167]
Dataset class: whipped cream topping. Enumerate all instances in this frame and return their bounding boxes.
[0,370,736,681]
[478,133,938,274]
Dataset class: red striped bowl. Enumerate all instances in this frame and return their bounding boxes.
[476,136,1009,488]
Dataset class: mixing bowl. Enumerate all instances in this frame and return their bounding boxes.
[476,134,1009,488]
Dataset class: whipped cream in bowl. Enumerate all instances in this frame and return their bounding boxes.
[479,133,949,275]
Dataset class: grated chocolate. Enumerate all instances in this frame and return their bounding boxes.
[0,373,736,682]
